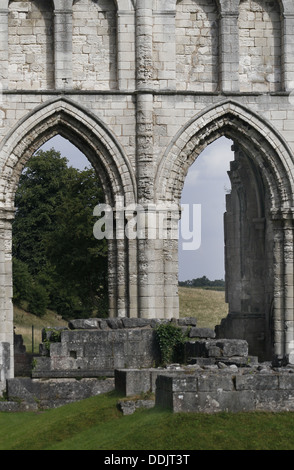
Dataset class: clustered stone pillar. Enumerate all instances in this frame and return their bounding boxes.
[0,209,14,379]
[136,0,157,319]
[272,214,294,364]
[135,1,179,319]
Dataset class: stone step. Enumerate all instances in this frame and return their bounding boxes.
[31,369,114,378]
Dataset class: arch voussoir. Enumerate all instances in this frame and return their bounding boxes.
[0,98,136,209]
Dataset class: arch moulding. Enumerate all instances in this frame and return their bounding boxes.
[155,100,294,211]
[0,97,137,210]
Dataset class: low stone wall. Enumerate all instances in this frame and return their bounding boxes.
[33,327,159,378]
[4,376,114,410]
[5,321,294,414]
[115,367,187,397]
[155,367,294,413]
[115,338,294,414]
[32,317,198,378]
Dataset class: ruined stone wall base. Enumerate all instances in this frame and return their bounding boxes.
[32,318,197,377]
[215,313,268,361]
[3,377,114,410]
[5,323,294,413]
[155,367,294,413]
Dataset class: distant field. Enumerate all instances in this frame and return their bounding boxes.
[179,286,228,329]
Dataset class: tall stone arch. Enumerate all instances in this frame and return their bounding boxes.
[0,97,137,376]
[155,100,294,361]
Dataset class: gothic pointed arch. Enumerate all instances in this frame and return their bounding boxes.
[0,97,137,210]
[155,99,294,211]
[155,99,294,360]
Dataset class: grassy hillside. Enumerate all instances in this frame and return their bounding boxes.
[179,286,227,328]
[13,305,68,354]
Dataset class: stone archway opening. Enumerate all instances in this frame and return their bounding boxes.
[177,131,278,361]
[0,98,137,378]
[156,101,294,363]
[177,133,275,361]
[12,133,110,372]
[178,136,233,329]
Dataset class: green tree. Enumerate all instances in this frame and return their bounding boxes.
[12,148,108,319]
[44,166,108,318]
[12,257,33,305]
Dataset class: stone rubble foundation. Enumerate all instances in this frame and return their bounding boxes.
[1,319,294,413]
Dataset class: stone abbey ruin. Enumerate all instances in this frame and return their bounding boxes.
[2,0,294,413]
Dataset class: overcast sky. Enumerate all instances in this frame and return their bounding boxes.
[40,135,234,282]
[179,137,233,281]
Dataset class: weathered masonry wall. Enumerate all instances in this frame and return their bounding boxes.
[155,368,294,413]
[0,0,294,377]
[33,319,160,378]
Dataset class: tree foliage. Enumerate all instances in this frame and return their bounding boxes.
[155,323,186,365]
[179,276,225,291]
[12,148,108,319]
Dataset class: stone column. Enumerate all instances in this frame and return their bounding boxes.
[283,217,294,363]
[272,213,294,365]
[0,342,10,393]
[0,209,15,379]
[272,220,284,361]
[107,237,117,319]
[219,12,239,93]
[115,201,128,318]
[282,14,294,91]
[163,206,180,319]
[54,7,73,90]
[136,1,162,319]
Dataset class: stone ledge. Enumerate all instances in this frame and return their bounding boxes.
[32,369,115,378]
[155,368,294,413]
[67,317,198,331]
[0,401,38,412]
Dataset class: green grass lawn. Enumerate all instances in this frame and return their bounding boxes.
[1,392,294,450]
